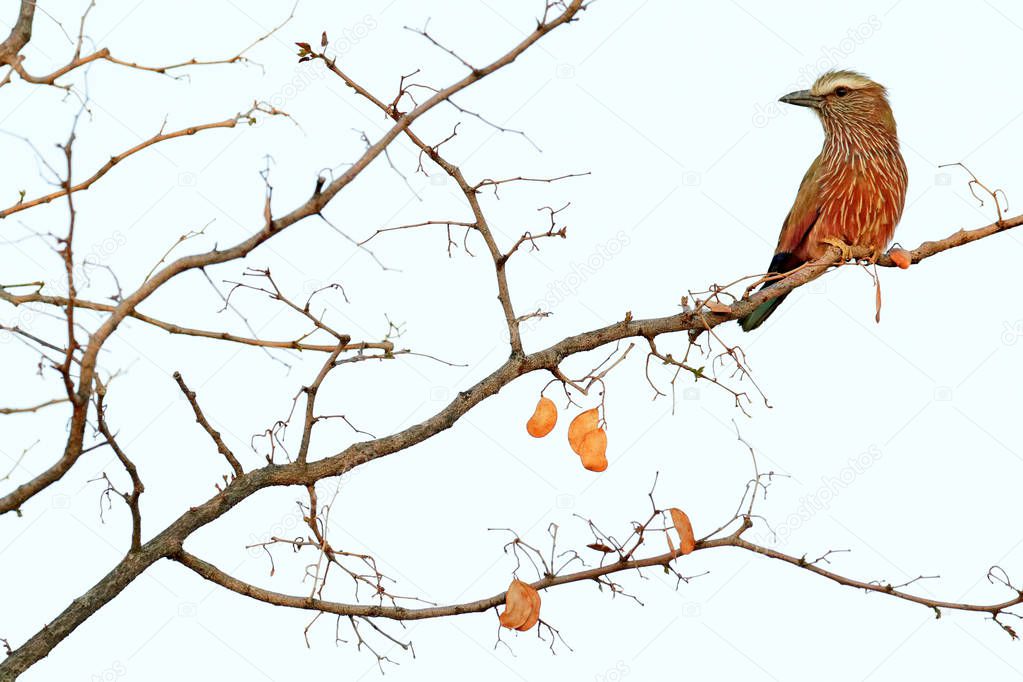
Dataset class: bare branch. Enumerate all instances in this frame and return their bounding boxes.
[172,372,244,477]
[0,398,68,415]
[0,108,285,221]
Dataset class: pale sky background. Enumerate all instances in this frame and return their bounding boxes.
[2,1,1023,680]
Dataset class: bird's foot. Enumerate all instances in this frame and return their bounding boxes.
[820,237,853,262]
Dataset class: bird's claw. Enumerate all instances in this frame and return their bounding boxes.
[821,237,853,262]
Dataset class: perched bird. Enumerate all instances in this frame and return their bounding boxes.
[739,70,908,331]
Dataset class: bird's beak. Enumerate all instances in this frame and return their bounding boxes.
[779,89,823,109]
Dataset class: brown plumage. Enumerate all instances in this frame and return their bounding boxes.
[740,70,908,331]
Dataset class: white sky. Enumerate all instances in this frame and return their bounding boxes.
[2,1,1023,680]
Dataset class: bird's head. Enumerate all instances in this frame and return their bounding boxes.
[779,70,897,136]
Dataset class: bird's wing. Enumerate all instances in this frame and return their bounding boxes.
[774,154,822,260]
[740,157,823,331]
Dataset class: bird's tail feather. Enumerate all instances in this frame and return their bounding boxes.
[739,251,799,332]
[739,293,789,331]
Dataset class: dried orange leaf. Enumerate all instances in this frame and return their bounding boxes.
[568,408,599,455]
[875,279,882,324]
[526,396,558,438]
[889,247,911,269]
[669,507,695,555]
[498,580,531,629]
[587,542,614,553]
[516,583,542,631]
[705,301,731,314]
[499,579,541,631]
[579,428,608,472]
[498,607,527,630]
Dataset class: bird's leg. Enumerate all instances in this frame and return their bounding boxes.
[820,237,853,262]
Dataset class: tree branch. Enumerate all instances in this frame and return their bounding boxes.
[4,205,1015,675]
[172,520,1023,625]
[0,1,35,66]
[0,398,68,415]
[172,372,244,477]
[0,2,296,90]
[0,0,588,518]
[4,1,1022,677]
[0,108,281,220]
[94,390,144,552]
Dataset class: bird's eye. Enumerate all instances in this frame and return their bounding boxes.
[835,86,849,97]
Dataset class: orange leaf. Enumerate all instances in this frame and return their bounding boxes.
[498,579,541,631]
[568,408,599,455]
[875,278,882,324]
[705,301,731,314]
[517,583,542,631]
[526,396,558,438]
[889,247,911,269]
[669,507,695,555]
[579,428,608,472]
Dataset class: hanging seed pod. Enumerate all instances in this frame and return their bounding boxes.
[889,247,912,269]
[526,396,558,438]
[669,507,696,555]
[498,579,541,631]
[579,428,608,472]
[517,582,542,632]
[568,408,599,455]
